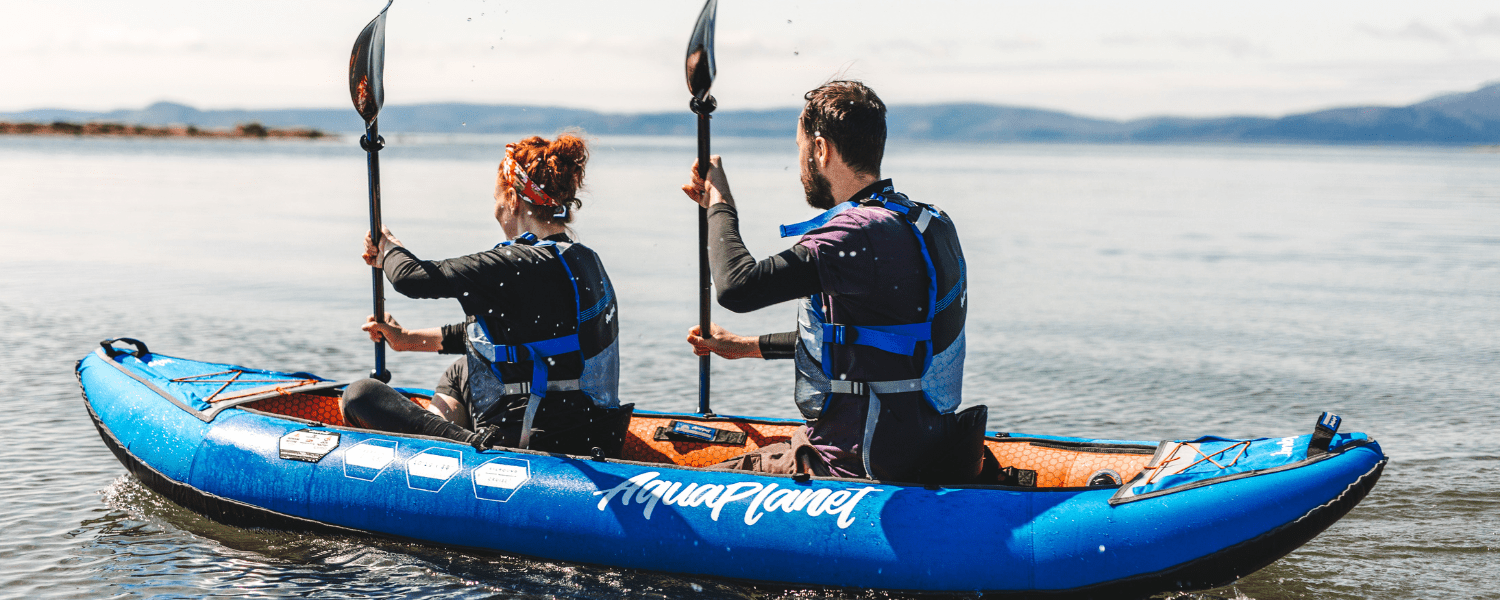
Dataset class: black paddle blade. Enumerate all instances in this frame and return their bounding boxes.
[685,0,718,101]
[349,0,393,126]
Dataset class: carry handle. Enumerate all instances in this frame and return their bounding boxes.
[1307,411,1342,457]
[100,338,150,358]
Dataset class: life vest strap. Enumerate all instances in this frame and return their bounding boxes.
[823,322,931,356]
[830,378,923,396]
[499,379,582,397]
[778,201,858,238]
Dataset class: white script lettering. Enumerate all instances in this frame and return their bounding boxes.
[591,472,884,529]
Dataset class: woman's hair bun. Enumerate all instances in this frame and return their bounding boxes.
[507,132,589,222]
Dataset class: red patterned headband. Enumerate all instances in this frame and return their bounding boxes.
[501,144,568,218]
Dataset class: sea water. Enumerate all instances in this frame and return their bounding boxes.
[0,134,1495,599]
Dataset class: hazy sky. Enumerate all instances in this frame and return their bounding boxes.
[6,0,1500,119]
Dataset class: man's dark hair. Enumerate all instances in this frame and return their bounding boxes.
[800,80,887,177]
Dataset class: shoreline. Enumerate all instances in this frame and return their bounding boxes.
[0,121,325,139]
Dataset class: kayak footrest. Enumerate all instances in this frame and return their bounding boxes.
[654,421,748,446]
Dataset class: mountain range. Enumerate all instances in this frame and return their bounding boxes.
[7,82,1500,144]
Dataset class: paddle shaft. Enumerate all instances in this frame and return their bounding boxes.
[364,121,390,382]
[696,110,712,415]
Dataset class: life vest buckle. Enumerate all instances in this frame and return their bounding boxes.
[829,324,853,346]
[829,380,867,395]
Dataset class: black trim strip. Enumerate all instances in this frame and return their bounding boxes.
[93,348,348,423]
[1110,438,1375,505]
[1027,440,1157,454]
[94,348,214,422]
[989,435,1158,451]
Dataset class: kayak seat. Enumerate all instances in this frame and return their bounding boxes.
[918,404,989,485]
[982,437,1156,488]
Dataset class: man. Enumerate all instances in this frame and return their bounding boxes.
[682,80,985,483]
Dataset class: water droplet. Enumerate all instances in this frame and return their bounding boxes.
[838,251,845,257]
[786,19,792,24]
[466,17,472,21]
[794,51,800,56]
[462,121,467,126]
[850,251,857,257]
[463,292,469,296]
[691,583,704,592]
[1099,545,1107,553]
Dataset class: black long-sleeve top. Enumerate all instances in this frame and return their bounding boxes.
[706,203,819,359]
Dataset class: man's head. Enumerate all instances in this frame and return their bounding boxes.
[797,80,887,209]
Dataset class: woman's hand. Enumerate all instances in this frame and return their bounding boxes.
[686,323,762,360]
[362,313,404,346]
[362,313,443,352]
[681,155,734,209]
[361,226,404,268]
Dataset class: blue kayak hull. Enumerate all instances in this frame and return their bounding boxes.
[78,346,1385,596]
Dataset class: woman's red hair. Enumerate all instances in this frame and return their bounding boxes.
[502,134,589,223]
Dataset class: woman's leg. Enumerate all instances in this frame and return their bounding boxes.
[431,358,473,429]
[340,378,478,444]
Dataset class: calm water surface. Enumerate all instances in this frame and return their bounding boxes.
[0,134,1496,599]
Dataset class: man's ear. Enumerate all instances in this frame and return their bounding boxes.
[813,136,833,169]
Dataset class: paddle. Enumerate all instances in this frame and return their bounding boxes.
[350,0,394,382]
[686,0,718,415]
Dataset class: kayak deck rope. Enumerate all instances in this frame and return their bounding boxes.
[170,370,323,404]
[1142,440,1251,486]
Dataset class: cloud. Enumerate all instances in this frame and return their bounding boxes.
[1455,15,1500,38]
[9,26,207,54]
[991,38,1044,52]
[1356,21,1452,45]
[1100,34,1268,58]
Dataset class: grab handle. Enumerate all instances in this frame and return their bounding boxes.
[100,338,150,359]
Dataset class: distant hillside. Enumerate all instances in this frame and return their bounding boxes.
[8,82,1500,144]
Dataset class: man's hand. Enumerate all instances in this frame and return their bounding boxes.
[686,323,762,359]
[681,155,735,209]
[361,226,404,268]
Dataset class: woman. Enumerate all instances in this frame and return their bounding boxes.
[341,134,629,456]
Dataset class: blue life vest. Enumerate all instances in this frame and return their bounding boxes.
[780,188,967,476]
[464,232,620,448]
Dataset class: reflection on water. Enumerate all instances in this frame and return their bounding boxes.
[0,135,1496,599]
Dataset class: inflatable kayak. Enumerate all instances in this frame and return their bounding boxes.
[77,339,1386,597]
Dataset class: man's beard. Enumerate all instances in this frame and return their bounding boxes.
[801,160,836,210]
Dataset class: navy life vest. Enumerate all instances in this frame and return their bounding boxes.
[779,187,967,476]
[464,232,620,448]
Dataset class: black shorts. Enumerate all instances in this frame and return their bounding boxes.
[434,357,469,402]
